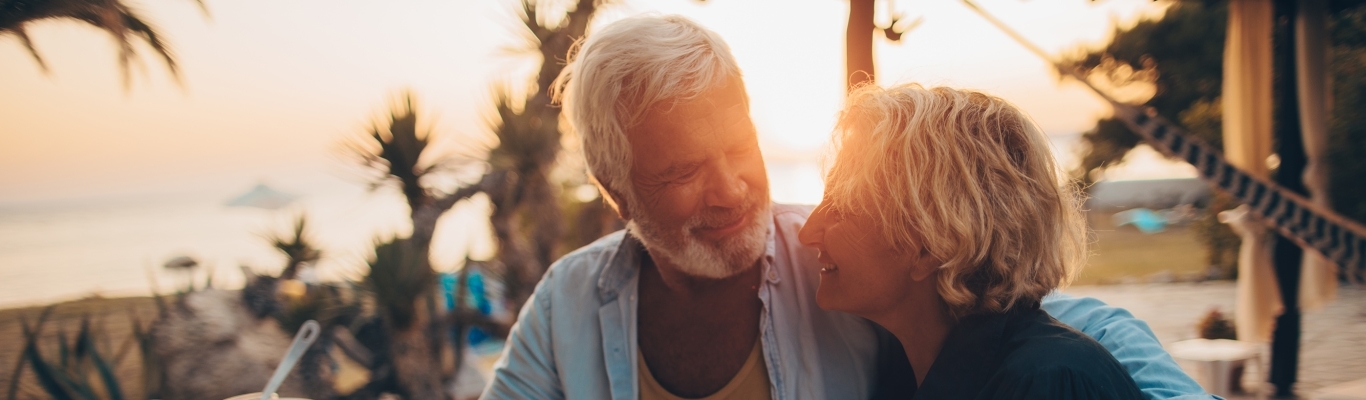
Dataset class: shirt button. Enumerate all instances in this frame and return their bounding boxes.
[767,270,777,280]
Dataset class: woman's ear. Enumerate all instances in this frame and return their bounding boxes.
[906,247,940,282]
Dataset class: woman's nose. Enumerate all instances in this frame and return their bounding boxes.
[798,206,828,248]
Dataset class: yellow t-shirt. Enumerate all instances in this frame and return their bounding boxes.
[639,340,771,400]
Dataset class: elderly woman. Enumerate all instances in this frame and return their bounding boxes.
[798,83,1144,399]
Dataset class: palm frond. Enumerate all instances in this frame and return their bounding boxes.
[486,89,560,174]
[74,316,123,400]
[11,28,48,71]
[0,0,205,88]
[127,316,162,399]
[265,214,322,279]
[345,92,440,207]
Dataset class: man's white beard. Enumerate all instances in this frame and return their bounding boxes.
[629,201,771,279]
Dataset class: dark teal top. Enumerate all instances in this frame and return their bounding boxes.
[873,307,1145,400]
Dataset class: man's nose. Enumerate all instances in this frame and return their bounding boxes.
[704,162,747,209]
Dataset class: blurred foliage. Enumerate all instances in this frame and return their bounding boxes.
[1192,193,1243,278]
[1328,5,1366,224]
[126,315,160,400]
[333,0,615,396]
[358,238,445,399]
[1063,2,1236,274]
[0,0,206,88]
[483,0,607,317]
[267,215,322,280]
[1065,2,1366,276]
[1063,1,1228,185]
[1197,308,1238,340]
[344,93,486,250]
[1178,98,1241,276]
[276,284,361,338]
[8,309,128,400]
[348,94,439,212]
[363,239,434,331]
[558,184,623,257]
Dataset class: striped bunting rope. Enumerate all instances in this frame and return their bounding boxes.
[963,0,1366,280]
[1111,104,1366,279]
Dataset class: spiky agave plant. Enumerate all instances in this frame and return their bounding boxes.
[267,214,322,280]
[344,92,489,251]
[341,89,491,400]
[9,309,129,400]
[0,0,206,88]
[361,238,443,399]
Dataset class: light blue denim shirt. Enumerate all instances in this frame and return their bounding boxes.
[483,203,1214,400]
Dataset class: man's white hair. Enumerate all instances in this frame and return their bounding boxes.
[553,14,744,207]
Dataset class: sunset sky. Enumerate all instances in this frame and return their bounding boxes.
[0,0,1194,204]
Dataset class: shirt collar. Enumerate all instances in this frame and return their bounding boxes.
[597,229,643,302]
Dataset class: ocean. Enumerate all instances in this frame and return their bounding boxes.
[0,133,1184,309]
[0,181,496,308]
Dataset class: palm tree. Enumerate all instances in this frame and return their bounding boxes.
[268,214,322,280]
[362,238,444,400]
[341,93,487,398]
[485,0,600,319]
[345,92,491,252]
[1,0,204,88]
[342,1,607,395]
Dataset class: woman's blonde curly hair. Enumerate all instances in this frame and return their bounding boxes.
[823,83,1088,320]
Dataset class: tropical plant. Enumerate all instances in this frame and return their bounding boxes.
[1062,1,1228,186]
[1326,4,1366,225]
[1197,308,1237,340]
[127,314,161,400]
[8,309,128,400]
[484,0,604,318]
[266,214,322,280]
[342,91,492,397]
[0,0,205,88]
[345,93,491,252]
[360,238,443,399]
[1064,2,1366,277]
[338,0,613,395]
[1060,2,1240,275]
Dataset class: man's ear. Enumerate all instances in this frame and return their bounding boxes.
[594,178,632,221]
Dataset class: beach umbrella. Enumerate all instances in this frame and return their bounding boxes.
[226,184,296,210]
[163,255,199,270]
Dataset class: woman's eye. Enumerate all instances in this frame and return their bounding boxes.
[822,205,844,222]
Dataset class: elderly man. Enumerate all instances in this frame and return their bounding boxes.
[483,15,1211,400]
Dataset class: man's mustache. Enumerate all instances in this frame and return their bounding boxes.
[689,196,762,231]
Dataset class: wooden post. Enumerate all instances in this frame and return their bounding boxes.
[846,0,876,92]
